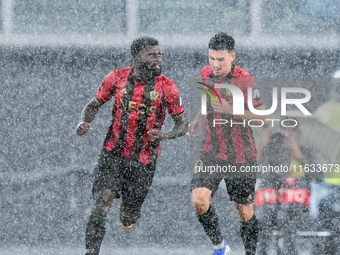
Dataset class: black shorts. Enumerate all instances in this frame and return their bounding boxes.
[92,148,156,204]
[191,153,256,205]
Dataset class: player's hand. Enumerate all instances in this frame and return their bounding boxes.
[212,98,232,114]
[186,121,200,137]
[148,129,166,143]
[76,122,93,136]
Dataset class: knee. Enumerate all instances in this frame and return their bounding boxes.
[96,189,115,216]
[240,211,254,223]
[192,195,210,215]
[101,189,114,201]
[235,203,254,222]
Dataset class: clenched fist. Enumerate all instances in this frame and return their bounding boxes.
[76,122,93,136]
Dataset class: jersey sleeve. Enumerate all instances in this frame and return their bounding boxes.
[163,78,185,117]
[96,70,119,103]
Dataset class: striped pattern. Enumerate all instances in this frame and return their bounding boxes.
[200,65,263,163]
[96,67,185,165]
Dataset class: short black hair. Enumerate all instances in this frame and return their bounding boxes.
[131,37,159,59]
[208,32,235,52]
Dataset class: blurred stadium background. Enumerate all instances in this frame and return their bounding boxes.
[0,0,339,254]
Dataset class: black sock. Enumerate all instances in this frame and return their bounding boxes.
[85,209,107,255]
[197,205,223,246]
[240,215,259,255]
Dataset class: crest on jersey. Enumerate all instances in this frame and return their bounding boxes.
[150,90,159,101]
[225,88,232,97]
[121,88,127,94]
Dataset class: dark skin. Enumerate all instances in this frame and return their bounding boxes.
[77,45,185,141]
[77,45,187,217]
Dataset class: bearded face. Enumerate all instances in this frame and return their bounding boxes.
[134,46,162,81]
[138,61,162,79]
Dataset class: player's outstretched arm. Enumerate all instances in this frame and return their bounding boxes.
[76,97,105,136]
[148,113,188,142]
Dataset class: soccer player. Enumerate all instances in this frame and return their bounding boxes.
[77,37,188,255]
[188,32,267,255]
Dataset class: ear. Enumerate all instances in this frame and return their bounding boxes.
[231,52,236,62]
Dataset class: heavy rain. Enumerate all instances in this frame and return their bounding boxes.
[0,0,339,254]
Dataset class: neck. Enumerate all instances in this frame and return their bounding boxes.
[133,66,156,83]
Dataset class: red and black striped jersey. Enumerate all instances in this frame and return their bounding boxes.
[96,67,185,165]
[201,65,264,163]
